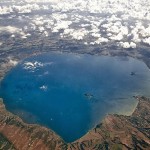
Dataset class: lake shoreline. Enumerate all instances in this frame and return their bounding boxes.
[2,52,147,142]
[0,96,149,149]
[0,50,150,149]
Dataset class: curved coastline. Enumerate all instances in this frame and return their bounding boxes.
[0,96,150,149]
[0,52,150,149]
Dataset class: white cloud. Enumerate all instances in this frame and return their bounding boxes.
[120,26,129,36]
[109,33,123,41]
[38,26,45,32]
[0,26,27,38]
[23,61,44,70]
[25,0,62,3]
[143,37,150,45]
[107,25,120,34]
[7,56,18,66]
[63,28,74,35]
[0,6,13,15]
[119,42,136,49]
[52,20,72,32]
[91,33,101,38]
[0,26,20,33]
[94,37,109,44]
[130,42,137,48]
[69,28,89,40]
[44,31,49,37]
[39,85,48,91]
[23,61,54,71]
[9,59,18,66]
[139,26,150,38]
[120,42,130,49]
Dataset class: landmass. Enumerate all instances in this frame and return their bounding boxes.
[68,96,150,150]
[0,99,67,150]
[0,96,149,150]
[130,72,136,76]
[84,93,94,100]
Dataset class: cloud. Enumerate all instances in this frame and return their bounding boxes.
[109,33,123,41]
[0,26,27,38]
[23,61,54,71]
[139,26,150,38]
[0,6,13,15]
[68,28,89,40]
[143,37,150,45]
[119,42,136,49]
[52,20,72,32]
[25,0,62,3]
[8,59,18,66]
[23,61,44,71]
[38,26,45,32]
[40,85,48,92]
[0,26,21,33]
[0,0,150,48]
[39,85,48,91]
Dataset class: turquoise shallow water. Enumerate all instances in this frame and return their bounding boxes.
[1,52,150,142]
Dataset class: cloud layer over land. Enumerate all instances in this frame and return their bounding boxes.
[0,0,150,49]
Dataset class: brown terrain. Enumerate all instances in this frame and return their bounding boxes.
[0,96,149,150]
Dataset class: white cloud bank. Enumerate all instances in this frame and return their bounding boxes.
[0,0,150,48]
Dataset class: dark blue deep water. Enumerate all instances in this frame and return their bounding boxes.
[1,52,150,142]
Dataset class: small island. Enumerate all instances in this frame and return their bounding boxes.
[130,72,136,76]
[84,93,94,100]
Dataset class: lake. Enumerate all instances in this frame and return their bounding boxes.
[1,52,150,142]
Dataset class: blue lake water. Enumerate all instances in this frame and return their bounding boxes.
[1,52,150,142]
